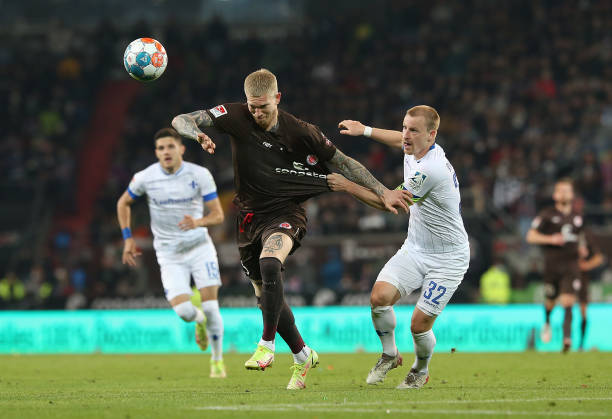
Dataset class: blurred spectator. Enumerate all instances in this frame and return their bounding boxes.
[0,272,26,308]
[3,0,612,307]
[480,259,511,305]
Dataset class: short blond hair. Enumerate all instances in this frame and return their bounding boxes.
[406,105,440,131]
[244,68,278,97]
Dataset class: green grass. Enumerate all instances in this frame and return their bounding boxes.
[1,352,611,418]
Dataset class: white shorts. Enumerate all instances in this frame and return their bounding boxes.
[156,241,221,301]
[376,244,469,316]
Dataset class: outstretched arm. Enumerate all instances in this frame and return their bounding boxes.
[329,148,408,214]
[338,120,402,149]
[328,173,412,211]
[172,110,217,154]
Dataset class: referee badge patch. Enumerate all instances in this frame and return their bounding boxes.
[279,222,292,229]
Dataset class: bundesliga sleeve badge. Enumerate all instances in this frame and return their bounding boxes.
[210,105,228,118]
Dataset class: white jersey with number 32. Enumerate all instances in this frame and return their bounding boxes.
[402,144,468,253]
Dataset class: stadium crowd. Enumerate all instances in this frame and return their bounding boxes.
[1,0,611,309]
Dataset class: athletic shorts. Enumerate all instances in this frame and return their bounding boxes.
[542,265,580,300]
[577,274,589,303]
[376,243,470,317]
[237,207,306,284]
[156,241,221,301]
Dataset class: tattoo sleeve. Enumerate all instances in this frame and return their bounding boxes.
[329,149,387,197]
[171,110,213,142]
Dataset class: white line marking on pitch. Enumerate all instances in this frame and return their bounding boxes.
[195,406,610,417]
[300,396,612,405]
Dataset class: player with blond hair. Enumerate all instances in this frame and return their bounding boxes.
[172,69,411,389]
[328,105,469,388]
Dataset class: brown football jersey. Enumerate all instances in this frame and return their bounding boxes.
[205,103,336,213]
[531,207,584,271]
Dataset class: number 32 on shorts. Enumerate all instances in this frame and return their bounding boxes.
[423,280,446,304]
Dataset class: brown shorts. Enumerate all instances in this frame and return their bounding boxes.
[577,274,589,303]
[543,265,580,300]
[237,207,307,284]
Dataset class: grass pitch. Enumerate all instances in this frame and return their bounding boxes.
[1,352,611,418]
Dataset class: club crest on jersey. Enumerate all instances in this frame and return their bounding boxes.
[279,222,292,229]
[210,105,227,118]
[407,171,427,193]
[306,154,318,166]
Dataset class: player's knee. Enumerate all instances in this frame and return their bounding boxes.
[411,313,434,334]
[370,290,393,307]
[259,257,282,285]
[371,305,392,316]
[173,301,197,322]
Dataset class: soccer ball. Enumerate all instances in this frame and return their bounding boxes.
[123,38,168,82]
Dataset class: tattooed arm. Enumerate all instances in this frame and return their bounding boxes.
[171,110,217,154]
[329,149,409,214]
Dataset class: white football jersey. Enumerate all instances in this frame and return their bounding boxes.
[402,144,468,253]
[128,162,218,253]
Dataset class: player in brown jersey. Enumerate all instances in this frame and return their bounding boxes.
[526,178,586,352]
[577,229,604,350]
[171,69,410,389]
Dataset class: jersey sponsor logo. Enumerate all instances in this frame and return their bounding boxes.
[407,171,427,193]
[151,197,194,205]
[561,224,578,242]
[262,141,273,148]
[210,105,227,118]
[279,222,292,229]
[306,154,318,165]
[293,161,307,171]
[275,167,327,179]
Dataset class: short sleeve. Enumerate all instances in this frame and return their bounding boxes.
[205,103,243,135]
[198,167,218,202]
[403,166,441,200]
[531,210,549,231]
[307,125,337,162]
[127,172,146,199]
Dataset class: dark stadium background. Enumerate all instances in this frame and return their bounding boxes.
[2,0,611,311]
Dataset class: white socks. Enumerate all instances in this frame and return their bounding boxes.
[412,329,436,374]
[293,345,311,364]
[202,300,224,361]
[371,305,398,357]
[258,339,275,352]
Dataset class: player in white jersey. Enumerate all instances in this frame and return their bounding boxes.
[116,128,227,378]
[328,106,469,388]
